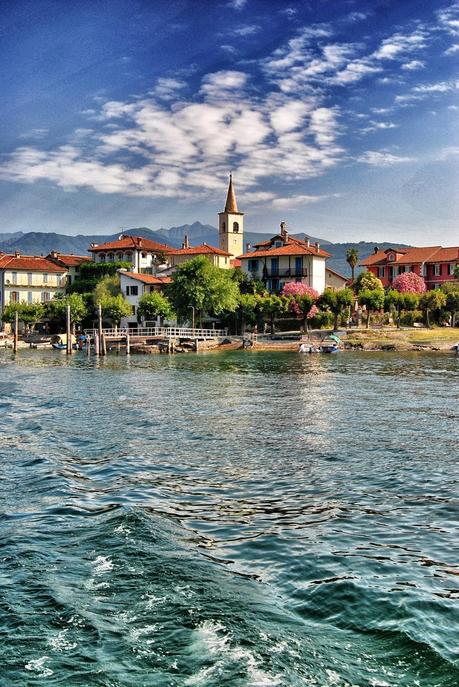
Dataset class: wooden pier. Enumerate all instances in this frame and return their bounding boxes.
[83,326,229,355]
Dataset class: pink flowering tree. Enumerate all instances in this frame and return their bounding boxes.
[282,282,319,331]
[392,272,426,294]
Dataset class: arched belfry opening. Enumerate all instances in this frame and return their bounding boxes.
[218,174,244,259]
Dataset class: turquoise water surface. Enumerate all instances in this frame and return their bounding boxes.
[0,349,458,686]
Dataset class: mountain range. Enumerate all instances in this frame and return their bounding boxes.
[0,222,405,277]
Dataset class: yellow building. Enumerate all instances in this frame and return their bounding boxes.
[167,237,232,269]
[0,253,67,316]
[218,173,244,259]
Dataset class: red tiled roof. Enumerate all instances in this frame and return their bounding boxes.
[89,235,171,253]
[169,244,231,257]
[238,236,330,259]
[122,272,171,285]
[230,258,241,268]
[0,254,67,272]
[47,252,92,267]
[360,246,458,266]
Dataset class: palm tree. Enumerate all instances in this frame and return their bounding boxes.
[346,248,359,282]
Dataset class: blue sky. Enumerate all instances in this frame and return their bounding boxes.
[0,0,458,243]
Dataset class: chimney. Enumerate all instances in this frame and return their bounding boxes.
[182,234,189,249]
[305,235,310,248]
[15,250,20,257]
[246,242,251,252]
[90,242,98,248]
[50,250,57,258]
[374,246,379,254]
[138,238,142,248]
[315,241,320,253]
[280,221,288,241]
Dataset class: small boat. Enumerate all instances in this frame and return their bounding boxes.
[52,342,66,350]
[50,334,76,350]
[320,333,341,354]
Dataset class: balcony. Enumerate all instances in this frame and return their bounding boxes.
[261,268,308,278]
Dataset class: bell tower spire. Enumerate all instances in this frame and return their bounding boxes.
[218,173,244,259]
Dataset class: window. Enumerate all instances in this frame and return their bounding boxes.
[377,266,385,278]
[11,291,19,303]
[449,263,457,275]
[274,241,282,248]
[116,252,123,261]
[28,273,33,285]
[388,253,395,261]
[12,272,17,283]
[108,253,114,261]
[248,259,258,271]
[295,257,302,275]
[68,275,72,285]
[421,264,427,277]
[433,264,441,276]
[233,222,239,232]
[126,285,139,296]
[43,273,48,284]
[28,292,33,303]
[41,292,50,302]
[99,253,106,263]
[141,252,147,259]
[131,305,136,315]
[221,221,226,232]
[125,252,133,262]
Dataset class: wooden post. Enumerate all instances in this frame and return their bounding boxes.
[94,333,99,356]
[13,310,18,353]
[98,303,103,355]
[66,304,72,355]
[101,334,107,356]
[86,335,91,356]
[126,333,130,355]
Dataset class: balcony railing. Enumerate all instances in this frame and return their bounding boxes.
[261,268,308,278]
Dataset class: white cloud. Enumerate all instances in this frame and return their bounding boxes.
[437,2,459,36]
[444,43,459,54]
[151,78,187,100]
[373,29,427,60]
[227,0,247,10]
[401,60,425,71]
[272,194,331,208]
[232,24,260,36]
[358,150,413,166]
[413,80,459,93]
[361,121,398,134]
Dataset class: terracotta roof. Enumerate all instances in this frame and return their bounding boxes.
[121,272,171,285]
[47,252,92,267]
[359,246,457,266]
[223,173,240,213]
[238,236,330,259]
[0,254,67,272]
[230,258,241,268]
[89,235,171,253]
[428,247,459,262]
[169,243,231,257]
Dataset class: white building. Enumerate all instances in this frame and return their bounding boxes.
[0,253,67,324]
[238,223,330,294]
[119,271,171,329]
[89,235,171,273]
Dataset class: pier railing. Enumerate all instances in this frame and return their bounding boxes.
[83,326,228,340]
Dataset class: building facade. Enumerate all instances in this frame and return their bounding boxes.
[47,252,91,287]
[167,236,232,269]
[360,246,459,289]
[238,223,330,294]
[0,253,67,321]
[325,267,348,290]
[89,235,171,273]
[119,271,171,328]
[218,174,244,259]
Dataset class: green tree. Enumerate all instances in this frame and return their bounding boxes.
[257,294,289,334]
[236,293,259,334]
[94,274,121,302]
[318,287,354,330]
[2,303,44,334]
[441,282,459,326]
[44,293,87,331]
[354,270,383,293]
[98,293,132,326]
[69,261,131,294]
[384,290,419,328]
[358,288,385,328]
[419,290,447,328]
[454,264,459,280]
[346,248,359,282]
[137,291,174,323]
[167,256,239,324]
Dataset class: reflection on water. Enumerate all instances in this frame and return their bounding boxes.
[0,349,458,686]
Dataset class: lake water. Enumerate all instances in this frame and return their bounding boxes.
[0,349,458,687]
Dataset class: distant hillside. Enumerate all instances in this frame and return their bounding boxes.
[0,224,407,277]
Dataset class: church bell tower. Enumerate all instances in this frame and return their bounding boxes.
[218,174,244,258]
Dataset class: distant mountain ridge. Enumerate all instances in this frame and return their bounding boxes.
[0,223,407,277]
